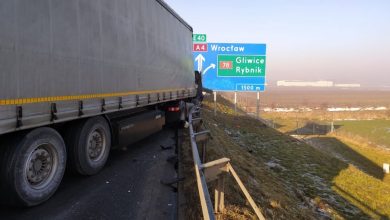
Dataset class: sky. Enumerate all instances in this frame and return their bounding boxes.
[164,0,390,86]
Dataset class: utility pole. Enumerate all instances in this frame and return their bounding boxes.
[256,92,260,120]
[213,91,217,116]
[234,92,237,113]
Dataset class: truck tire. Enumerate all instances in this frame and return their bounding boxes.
[0,128,66,207]
[66,116,111,176]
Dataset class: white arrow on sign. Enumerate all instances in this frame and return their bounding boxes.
[202,63,216,75]
[195,54,205,72]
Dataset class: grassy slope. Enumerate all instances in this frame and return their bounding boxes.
[182,94,390,219]
[262,114,390,149]
[260,112,390,219]
[306,136,390,218]
[334,120,390,148]
[182,96,317,220]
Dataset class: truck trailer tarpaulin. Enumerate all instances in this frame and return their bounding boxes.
[0,0,196,206]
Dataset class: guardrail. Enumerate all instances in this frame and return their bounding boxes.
[188,105,266,220]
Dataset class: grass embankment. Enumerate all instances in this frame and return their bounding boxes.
[306,136,390,217]
[262,113,390,149]
[334,120,390,149]
[181,94,390,219]
[262,114,390,219]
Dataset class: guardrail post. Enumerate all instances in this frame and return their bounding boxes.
[192,118,203,133]
[201,158,230,218]
[201,142,207,163]
[192,107,201,119]
[194,130,210,163]
[214,174,225,219]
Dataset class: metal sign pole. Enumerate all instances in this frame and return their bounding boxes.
[331,121,334,133]
[234,92,237,113]
[256,92,260,120]
[331,112,335,133]
[213,91,217,116]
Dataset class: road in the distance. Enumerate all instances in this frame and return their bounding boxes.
[0,128,178,220]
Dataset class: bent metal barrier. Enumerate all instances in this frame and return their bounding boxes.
[188,105,266,220]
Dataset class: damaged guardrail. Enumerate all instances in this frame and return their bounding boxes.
[188,105,266,220]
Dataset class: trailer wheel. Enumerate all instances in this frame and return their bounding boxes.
[66,116,111,176]
[0,128,66,206]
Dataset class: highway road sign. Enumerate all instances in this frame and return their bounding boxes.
[193,34,207,42]
[193,43,267,92]
[217,55,266,77]
[193,43,208,52]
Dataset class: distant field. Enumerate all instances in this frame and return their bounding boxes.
[262,114,390,149]
[226,89,390,148]
[262,110,390,121]
[221,89,390,108]
[335,120,390,148]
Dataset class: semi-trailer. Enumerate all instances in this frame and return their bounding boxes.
[0,0,196,206]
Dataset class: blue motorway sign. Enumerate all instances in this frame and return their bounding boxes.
[193,43,267,92]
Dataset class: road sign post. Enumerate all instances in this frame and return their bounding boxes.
[234,92,237,113]
[213,91,217,116]
[256,92,260,120]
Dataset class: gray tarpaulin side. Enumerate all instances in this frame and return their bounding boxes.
[0,0,195,134]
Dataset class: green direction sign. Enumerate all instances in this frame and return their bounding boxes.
[193,34,207,42]
[217,55,266,77]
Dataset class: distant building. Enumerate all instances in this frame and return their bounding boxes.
[334,84,361,88]
[277,80,334,87]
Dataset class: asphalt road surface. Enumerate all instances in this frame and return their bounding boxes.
[0,128,179,220]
